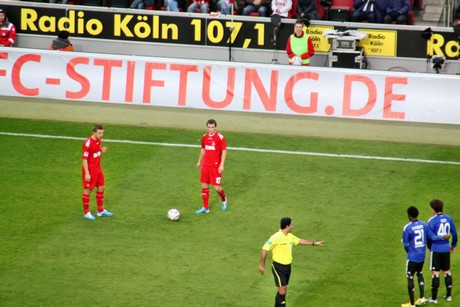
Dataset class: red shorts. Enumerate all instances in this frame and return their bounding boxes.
[200,165,222,186]
[82,170,105,190]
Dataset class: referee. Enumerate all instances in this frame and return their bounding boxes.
[259,217,324,306]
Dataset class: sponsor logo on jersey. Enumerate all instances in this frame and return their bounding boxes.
[205,145,216,150]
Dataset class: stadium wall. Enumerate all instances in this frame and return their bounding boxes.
[1,47,459,126]
[2,2,460,74]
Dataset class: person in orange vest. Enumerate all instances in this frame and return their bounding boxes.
[286,18,315,66]
[0,8,16,47]
[50,30,74,51]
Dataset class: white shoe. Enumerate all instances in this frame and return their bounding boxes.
[221,197,228,211]
[84,212,96,220]
[195,207,210,214]
[426,297,438,304]
[444,295,452,301]
[97,209,113,217]
[415,297,425,305]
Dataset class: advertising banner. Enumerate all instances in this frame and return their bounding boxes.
[1,48,459,125]
[2,3,460,59]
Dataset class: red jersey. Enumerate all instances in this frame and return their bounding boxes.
[201,132,226,167]
[0,19,16,47]
[82,136,103,174]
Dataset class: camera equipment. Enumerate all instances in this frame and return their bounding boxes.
[421,27,432,40]
[227,25,234,62]
[421,27,435,72]
[431,55,445,73]
[302,17,311,27]
[323,29,367,69]
[270,15,282,64]
[271,14,282,28]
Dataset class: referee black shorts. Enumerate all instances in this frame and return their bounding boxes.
[271,261,292,287]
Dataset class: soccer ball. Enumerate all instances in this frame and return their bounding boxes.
[167,208,180,221]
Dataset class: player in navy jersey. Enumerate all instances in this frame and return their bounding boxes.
[426,199,457,304]
[195,119,228,214]
[401,206,447,307]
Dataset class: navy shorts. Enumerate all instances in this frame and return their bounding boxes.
[430,251,451,272]
[406,259,424,276]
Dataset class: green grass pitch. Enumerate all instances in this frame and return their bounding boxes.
[0,117,459,306]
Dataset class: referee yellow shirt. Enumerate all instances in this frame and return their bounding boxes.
[262,230,300,265]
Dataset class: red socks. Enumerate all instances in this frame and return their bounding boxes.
[96,191,104,212]
[82,193,90,214]
[218,189,226,201]
[83,192,104,213]
[202,188,210,210]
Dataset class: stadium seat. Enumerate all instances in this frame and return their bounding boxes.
[409,10,415,24]
[78,0,104,5]
[44,0,76,3]
[409,0,416,24]
[108,0,130,7]
[288,0,297,18]
[161,6,185,10]
[406,0,415,24]
[388,0,415,25]
[316,0,326,19]
[390,11,415,24]
[329,0,353,21]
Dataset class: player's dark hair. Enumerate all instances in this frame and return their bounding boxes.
[93,124,104,132]
[430,199,444,213]
[295,18,305,26]
[407,206,419,218]
[280,217,292,229]
[207,119,217,126]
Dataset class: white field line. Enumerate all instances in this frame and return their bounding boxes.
[1,131,460,166]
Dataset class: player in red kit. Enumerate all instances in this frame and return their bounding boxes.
[81,124,113,220]
[196,119,228,214]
